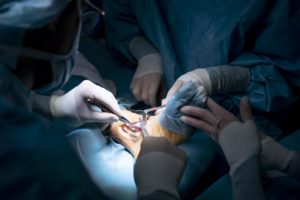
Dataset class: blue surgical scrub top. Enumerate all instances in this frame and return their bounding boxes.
[104,0,300,113]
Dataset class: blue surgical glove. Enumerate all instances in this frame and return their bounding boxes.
[158,81,206,137]
[164,65,250,105]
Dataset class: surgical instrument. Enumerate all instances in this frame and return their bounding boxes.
[86,98,132,124]
[140,106,165,138]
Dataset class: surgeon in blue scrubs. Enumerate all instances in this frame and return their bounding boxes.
[0,0,191,199]
[104,0,300,137]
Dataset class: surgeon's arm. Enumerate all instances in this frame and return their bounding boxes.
[164,65,250,106]
[104,0,142,61]
[134,137,186,200]
[219,120,264,200]
[104,1,163,106]
[129,36,163,106]
[181,97,265,200]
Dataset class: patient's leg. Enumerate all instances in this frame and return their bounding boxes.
[109,110,187,159]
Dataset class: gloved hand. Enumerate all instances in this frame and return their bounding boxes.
[163,65,250,105]
[134,137,186,199]
[158,81,207,137]
[130,53,163,107]
[180,97,257,147]
[181,97,264,200]
[129,36,163,107]
[50,80,123,128]
[217,97,261,167]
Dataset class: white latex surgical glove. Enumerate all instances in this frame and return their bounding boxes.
[180,97,261,161]
[180,96,300,180]
[129,36,163,107]
[163,65,250,105]
[50,80,123,128]
[260,133,300,178]
[181,97,264,200]
[130,53,163,107]
[180,97,255,144]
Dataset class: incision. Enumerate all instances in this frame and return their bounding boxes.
[108,110,187,159]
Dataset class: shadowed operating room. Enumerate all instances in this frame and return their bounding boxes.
[1,0,300,200]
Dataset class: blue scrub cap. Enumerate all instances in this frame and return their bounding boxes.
[0,0,70,28]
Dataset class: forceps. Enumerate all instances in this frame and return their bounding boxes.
[118,116,132,124]
[86,98,132,124]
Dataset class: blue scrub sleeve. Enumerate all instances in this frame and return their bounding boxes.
[103,0,142,62]
[231,0,300,112]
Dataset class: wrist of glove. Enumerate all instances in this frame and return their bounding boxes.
[50,91,78,122]
[129,36,159,61]
[133,53,163,79]
[129,36,163,79]
[134,137,186,199]
[219,120,261,168]
[49,80,121,128]
[179,65,250,95]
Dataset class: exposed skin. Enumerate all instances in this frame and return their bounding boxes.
[109,110,186,159]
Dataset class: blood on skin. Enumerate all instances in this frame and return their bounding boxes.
[120,120,142,142]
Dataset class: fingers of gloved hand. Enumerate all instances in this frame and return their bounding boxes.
[141,84,150,105]
[239,97,253,122]
[78,80,122,117]
[131,73,161,106]
[163,79,184,106]
[181,115,217,135]
[206,97,237,129]
[180,105,218,135]
[180,106,217,126]
[148,79,161,107]
[130,78,143,102]
[145,73,161,106]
